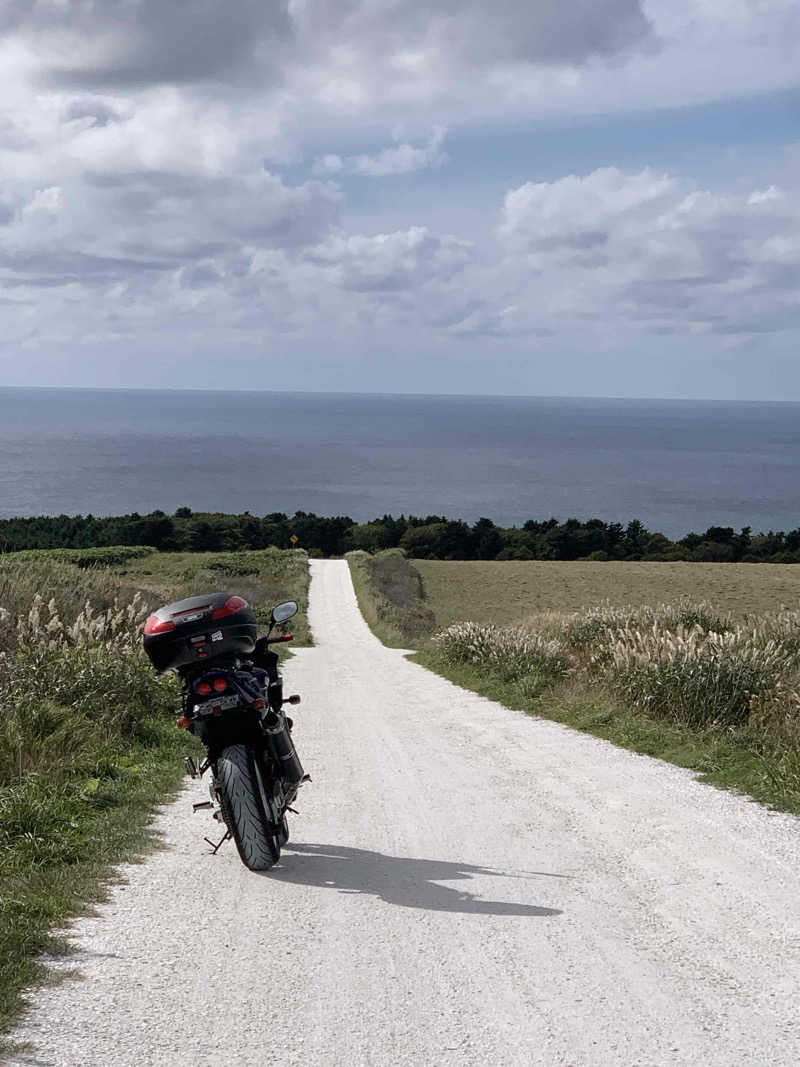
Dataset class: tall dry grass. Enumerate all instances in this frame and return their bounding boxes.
[432,621,568,690]
[0,562,175,786]
[433,600,800,738]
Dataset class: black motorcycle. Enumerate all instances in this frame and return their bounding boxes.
[143,593,307,870]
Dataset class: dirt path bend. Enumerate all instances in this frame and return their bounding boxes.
[9,559,800,1067]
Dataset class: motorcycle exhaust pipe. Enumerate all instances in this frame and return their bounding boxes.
[263,709,305,787]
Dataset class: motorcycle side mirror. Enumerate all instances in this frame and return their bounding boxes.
[270,600,298,625]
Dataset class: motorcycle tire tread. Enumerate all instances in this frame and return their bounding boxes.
[216,744,280,870]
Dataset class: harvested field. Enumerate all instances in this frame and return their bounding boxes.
[416,560,800,630]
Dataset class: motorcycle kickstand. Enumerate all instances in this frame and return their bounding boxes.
[204,830,232,855]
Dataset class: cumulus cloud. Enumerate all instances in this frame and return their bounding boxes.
[0,169,341,300]
[492,167,800,338]
[3,158,800,358]
[498,168,675,252]
[313,128,447,178]
[303,226,472,291]
[0,1,799,371]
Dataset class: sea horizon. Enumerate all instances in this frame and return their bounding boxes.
[4,384,800,406]
[1,386,798,538]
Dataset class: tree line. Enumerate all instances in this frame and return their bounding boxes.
[1,509,799,563]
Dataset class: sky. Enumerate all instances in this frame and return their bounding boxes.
[0,0,799,400]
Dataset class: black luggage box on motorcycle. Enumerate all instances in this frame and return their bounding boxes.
[143,592,257,673]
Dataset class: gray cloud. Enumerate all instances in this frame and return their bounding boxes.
[1,0,653,96]
[64,97,125,128]
[294,0,653,71]
[3,0,291,87]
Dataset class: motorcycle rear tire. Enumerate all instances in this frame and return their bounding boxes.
[216,744,280,870]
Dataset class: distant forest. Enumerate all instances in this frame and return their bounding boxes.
[2,509,800,563]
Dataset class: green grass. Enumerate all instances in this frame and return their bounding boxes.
[7,546,158,569]
[0,547,309,1041]
[346,550,435,648]
[415,559,800,630]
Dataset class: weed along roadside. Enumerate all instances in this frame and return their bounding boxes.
[346,549,435,648]
[0,547,310,1043]
[346,552,800,816]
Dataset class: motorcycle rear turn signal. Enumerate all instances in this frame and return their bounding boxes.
[212,595,248,620]
[176,716,191,729]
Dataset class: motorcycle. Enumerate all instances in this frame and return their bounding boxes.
[143,593,308,870]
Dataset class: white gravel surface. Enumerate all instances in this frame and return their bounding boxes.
[8,558,800,1066]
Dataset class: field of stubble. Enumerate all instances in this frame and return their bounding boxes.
[415,559,800,629]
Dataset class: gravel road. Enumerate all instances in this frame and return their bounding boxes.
[8,559,800,1066]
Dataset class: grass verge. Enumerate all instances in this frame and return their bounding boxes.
[346,550,435,648]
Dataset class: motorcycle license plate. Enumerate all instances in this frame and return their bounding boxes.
[194,694,241,716]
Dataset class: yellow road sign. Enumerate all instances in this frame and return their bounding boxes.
[289,534,298,544]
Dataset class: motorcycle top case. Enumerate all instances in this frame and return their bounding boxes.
[143,592,257,673]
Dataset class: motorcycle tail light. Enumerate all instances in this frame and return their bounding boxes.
[144,614,175,635]
[212,595,247,620]
[212,677,227,693]
[195,681,212,696]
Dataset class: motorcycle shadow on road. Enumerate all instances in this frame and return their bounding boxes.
[262,843,564,917]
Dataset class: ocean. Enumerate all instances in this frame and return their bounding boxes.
[0,388,798,538]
